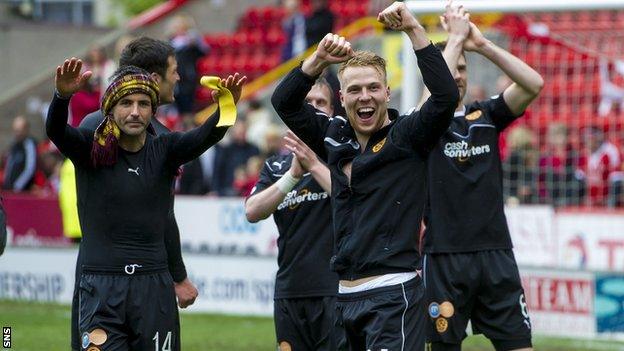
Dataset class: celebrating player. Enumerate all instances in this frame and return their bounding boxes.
[246,78,343,351]
[421,2,544,350]
[71,37,196,351]
[271,1,460,349]
[47,57,245,350]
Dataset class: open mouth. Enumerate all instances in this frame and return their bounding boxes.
[357,107,375,123]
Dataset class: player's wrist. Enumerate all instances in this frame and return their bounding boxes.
[301,53,329,78]
[473,39,494,55]
[276,170,301,193]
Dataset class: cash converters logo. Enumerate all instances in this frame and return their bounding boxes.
[443,140,491,162]
[277,188,329,211]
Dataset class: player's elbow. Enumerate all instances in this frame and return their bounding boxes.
[244,201,265,223]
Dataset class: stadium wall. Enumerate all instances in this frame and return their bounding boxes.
[2,248,624,338]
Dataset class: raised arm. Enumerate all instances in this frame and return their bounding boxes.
[465,23,544,116]
[167,74,247,167]
[417,1,470,106]
[379,2,459,152]
[271,33,354,159]
[46,58,95,165]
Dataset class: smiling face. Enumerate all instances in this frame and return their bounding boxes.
[153,55,180,104]
[339,65,390,138]
[112,93,153,137]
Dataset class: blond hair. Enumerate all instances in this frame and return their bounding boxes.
[338,51,387,85]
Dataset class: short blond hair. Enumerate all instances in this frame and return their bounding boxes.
[338,51,387,85]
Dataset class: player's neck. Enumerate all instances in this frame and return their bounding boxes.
[119,133,146,152]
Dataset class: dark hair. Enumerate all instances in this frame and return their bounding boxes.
[313,77,334,106]
[119,37,174,78]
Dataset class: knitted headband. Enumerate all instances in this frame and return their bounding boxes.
[100,73,159,116]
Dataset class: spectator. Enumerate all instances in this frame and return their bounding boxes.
[245,99,273,150]
[305,0,334,48]
[213,121,260,196]
[466,84,487,102]
[233,156,263,196]
[167,14,209,125]
[281,0,307,62]
[32,150,63,196]
[503,125,538,204]
[262,124,287,159]
[538,123,585,206]
[2,116,37,192]
[598,58,624,117]
[84,44,116,98]
[178,120,212,195]
[580,126,622,206]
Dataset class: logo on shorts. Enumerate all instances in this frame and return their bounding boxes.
[372,137,386,153]
[82,332,90,349]
[465,110,482,121]
[82,328,107,349]
[440,301,455,318]
[428,302,440,318]
[435,317,448,333]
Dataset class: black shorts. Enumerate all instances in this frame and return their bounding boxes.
[423,250,532,350]
[77,265,179,351]
[336,277,425,351]
[274,296,346,351]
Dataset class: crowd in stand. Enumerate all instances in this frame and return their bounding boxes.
[2,0,623,208]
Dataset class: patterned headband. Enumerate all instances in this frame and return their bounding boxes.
[100,73,159,116]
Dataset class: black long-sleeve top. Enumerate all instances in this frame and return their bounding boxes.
[80,111,187,281]
[271,44,458,280]
[47,95,227,269]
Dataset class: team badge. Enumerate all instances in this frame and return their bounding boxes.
[372,137,386,153]
[89,328,108,346]
[81,332,90,349]
[465,110,482,121]
[428,302,440,318]
[440,301,455,318]
[436,317,448,333]
[87,347,101,351]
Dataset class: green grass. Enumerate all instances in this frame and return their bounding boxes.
[1,300,623,350]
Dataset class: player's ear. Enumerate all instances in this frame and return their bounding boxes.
[150,72,162,84]
[339,90,345,107]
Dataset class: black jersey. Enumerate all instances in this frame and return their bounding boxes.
[47,95,226,268]
[79,110,186,281]
[250,154,337,298]
[423,94,521,253]
[272,44,458,280]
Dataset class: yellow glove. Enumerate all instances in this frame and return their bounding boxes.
[200,76,237,127]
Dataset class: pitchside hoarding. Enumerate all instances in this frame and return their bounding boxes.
[174,197,279,256]
[520,268,596,337]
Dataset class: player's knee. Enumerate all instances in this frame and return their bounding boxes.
[428,341,461,351]
[278,341,292,351]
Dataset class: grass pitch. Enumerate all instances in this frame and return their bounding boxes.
[1,300,623,350]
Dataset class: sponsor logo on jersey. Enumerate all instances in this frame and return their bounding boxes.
[443,140,491,161]
[372,137,387,153]
[428,302,441,318]
[436,317,448,333]
[277,188,329,211]
[440,301,455,318]
[465,110,482,121]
